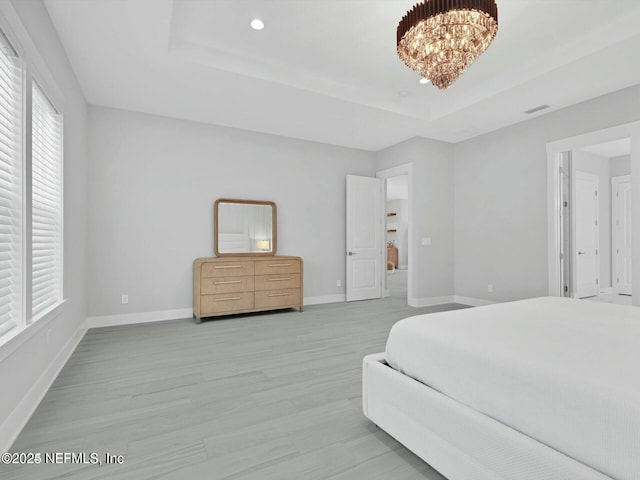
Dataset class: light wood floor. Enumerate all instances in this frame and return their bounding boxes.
[6,297,467,480]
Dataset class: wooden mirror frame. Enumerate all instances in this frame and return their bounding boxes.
[214,198,277,257]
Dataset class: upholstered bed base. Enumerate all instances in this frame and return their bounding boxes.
[362,353,612,480]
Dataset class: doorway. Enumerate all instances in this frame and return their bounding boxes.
[385,175,409,299]
[377,164,413,305]
[550,135,633,305]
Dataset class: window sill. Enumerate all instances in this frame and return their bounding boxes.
[0,299,68,363]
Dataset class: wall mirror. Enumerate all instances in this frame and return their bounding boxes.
[214,199,277,256]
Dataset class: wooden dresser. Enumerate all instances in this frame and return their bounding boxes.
[193,256,303,322]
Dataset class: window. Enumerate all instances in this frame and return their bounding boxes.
[0,23,64,343]
[31,83,62,320]
[0,30,22,336]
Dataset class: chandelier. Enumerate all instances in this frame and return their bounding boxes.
[397,0,498,90]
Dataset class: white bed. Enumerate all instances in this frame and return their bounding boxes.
[362,297,640,480]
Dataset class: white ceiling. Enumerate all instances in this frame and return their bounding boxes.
[579,138,631,158]
[44,0,640,151]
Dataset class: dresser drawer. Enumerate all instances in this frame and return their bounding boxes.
[201,261,254,278]
[255,288,301,309]
[255,273,300,291]
[201,292,254,314]
[255,259,300,275]
[201,276,254,295]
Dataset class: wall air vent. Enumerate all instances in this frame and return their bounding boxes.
[524,104,550,114]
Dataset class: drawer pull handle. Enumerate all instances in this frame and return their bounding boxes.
[267,293,292,297]
[268,263,292,267]
[216,296,241,302]
[268,277,291,281]
[214,280,242,285]
[215,265,242,269]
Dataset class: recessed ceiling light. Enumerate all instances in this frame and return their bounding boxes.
[250,19,265,31]
[398,91,409,97]
[419,78,430,84]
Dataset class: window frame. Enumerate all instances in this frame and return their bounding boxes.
[0,26,24,339]
[0,5,67,353]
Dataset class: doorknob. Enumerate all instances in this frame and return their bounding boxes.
[348,252,357,256]
[578,251,586,255]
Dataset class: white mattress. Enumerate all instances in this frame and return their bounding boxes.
[385,297,640,480]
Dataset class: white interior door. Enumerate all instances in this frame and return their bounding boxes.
[573,171,599,298]
[346,175,382,301]
[613,175,632,295]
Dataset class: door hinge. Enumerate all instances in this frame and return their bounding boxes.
[564,285,568,293]
[595,190,598,197]
[596,279,599,285]
[563,201,568,207]
[596,249,598,255]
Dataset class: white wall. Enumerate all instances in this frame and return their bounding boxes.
[374,138,455,304]
[87,106,374,318]
[455,84,640,303]
[573,150,611,289]
[0,0,87,449]
[610,155,631,177]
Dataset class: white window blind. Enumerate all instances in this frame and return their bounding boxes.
[0,30,22,337]
[32,82,62,320]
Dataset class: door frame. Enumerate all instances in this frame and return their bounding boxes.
[559,151,572,297]
[612,174,632,295]
[546,121,640,304]
[376,163,413,305]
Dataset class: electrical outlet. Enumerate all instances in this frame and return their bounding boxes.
[337,279,342,287]
[121,294,129,304]
[487,284,493,293]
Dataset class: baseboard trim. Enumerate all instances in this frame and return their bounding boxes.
[409,295,455,307]
[408,295,497,308]
[86,308,193,329]
[85,295,497,328]
[0,322,87,453]
[86,297,351,328]
[453,296,496,307]
[304,294,346,306]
